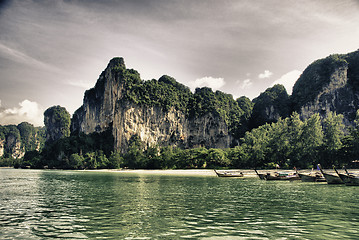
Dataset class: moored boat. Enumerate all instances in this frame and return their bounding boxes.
[254,169,266,180]
[264,172,300,181]
[341,174,359,186]
[317,164,344,184]
[214,169,244,178]
[297,172,326,182]
[333,167,359,186]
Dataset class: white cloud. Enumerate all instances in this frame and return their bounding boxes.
[240,79,253,89]
[258,70,273,79]
[0,42,58,72]
[271,70,302,94]
[190,76,225,91]
[0,100,44,126]
[67,79,94,89]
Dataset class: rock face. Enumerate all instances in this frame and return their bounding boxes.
[44,106,71,143]
[0,139,4,157]
[71,50,359,153]
[0,126,25,159]
[0,123,45,159]
[250,84,290,129]
[72,58,232,152]
[6,134,24,159]
[292,50,359,124]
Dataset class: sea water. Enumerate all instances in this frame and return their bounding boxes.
[1,168,358,239]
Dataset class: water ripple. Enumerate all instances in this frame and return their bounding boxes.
[1,169,359,239]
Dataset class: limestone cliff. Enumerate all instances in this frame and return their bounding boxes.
[292,50,359,124]
[250,84,290,129]
[0,126,25,159]
[6,134,24,159]
[0,123,45,160]
[44,106,71,143]
[0,139,5,157]
[72,58,233,152]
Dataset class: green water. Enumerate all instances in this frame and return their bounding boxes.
[1,169,358,239]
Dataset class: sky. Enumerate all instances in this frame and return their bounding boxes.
[0,0,358,126]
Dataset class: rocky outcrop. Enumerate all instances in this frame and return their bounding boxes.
[44,106,71,143]
[72,58,232,152]
[250,84,290,129]
[71,50,359,153]
[0,139,5,157]
[0,123,45,159]
[112,102,231,151]
[0,128,25,159]
[292,50,359,124]
[6,135,24,159]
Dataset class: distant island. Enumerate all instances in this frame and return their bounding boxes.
[1,49,359,170]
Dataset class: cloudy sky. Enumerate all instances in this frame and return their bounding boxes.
[0,0,358,126]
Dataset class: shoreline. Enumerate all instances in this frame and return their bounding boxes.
[3,167,359,177]
[78,168,359,177]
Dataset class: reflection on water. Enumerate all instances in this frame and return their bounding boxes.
[1,168,359,239]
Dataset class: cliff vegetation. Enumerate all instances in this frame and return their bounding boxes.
[5,49,359,169]
[0,123,45,167]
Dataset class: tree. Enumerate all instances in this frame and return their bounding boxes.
[108,152,123,169]
[206,148,229,168]
[69,153,84,169]
[321,112,344,166]
[123,135,146,169]
[286,112,304,167]
[240,124,271,168]
[300,113,323,168]
[266,118,291,168]
[144,146,161,169]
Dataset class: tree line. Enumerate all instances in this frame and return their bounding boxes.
[10,109,359,170]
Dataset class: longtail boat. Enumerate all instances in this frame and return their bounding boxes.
[317,164,344,184]
[341,174,359,186]
[334,166,359,186]
[296,169,326,182]
[254,169,265,180]
[263,171,300,181]
[214,169,244,178]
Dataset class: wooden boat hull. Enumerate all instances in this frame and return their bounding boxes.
[298,173,316,182]
[214,170,243,178]
[254,169,265,180]
[322,172,344,184]
[338,173,359,186]
[298,173,326,182]
[257,173,266,180]
[264,174,300,181]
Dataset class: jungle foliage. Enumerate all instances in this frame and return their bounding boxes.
[44,105,71,142]
[0,122,45,167]
[291,53,353,111]
[6,50,359,170]
[113,64,253,138]
[12,110,359,170]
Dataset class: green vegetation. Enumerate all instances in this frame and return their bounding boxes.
[346,50,359,90]
[250,84,290,129]
[0,123,45,167]
[108,64,252,138]
[123,75,193,113]
[291,54,349,111]
[44,105,71,142]
[13,110,359,170]
[6,51,359,170]
[39,129,114,169]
